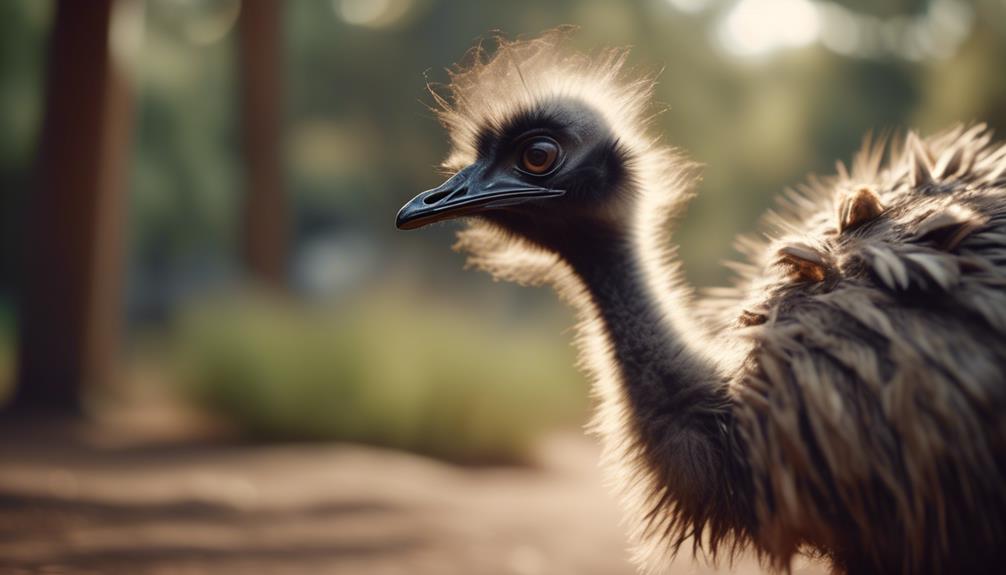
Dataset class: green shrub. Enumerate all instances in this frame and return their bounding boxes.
[173,292,585,463]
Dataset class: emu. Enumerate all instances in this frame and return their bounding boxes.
[396,32,1006,574]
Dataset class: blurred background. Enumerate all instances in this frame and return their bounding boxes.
[0,0,1004,573]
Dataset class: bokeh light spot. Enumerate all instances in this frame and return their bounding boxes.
[718,0,822,57]
[335,0,413,29]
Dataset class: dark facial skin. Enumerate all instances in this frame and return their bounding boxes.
[396,98,630,253]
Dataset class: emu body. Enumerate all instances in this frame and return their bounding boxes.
[396,33,1006,574]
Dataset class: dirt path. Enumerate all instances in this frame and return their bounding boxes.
[0,421,825,574]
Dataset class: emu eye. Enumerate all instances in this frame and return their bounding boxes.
[519,137,561,175]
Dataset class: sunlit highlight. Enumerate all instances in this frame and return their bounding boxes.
[665,0,711,14]
[715,0,975,61]
[179,0,240,45]
[718,0,821,57]
[335,0,413,29]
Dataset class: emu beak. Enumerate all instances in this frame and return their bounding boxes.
[396,167,564,230]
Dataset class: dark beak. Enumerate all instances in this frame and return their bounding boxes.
[396,168,564,230]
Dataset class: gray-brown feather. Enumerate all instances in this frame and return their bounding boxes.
[731,126,1006,572]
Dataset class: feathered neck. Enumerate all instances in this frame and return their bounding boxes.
[549,220,710,384]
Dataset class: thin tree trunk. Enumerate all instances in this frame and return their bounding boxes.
[238,0,286,288]
[12,0,134,413]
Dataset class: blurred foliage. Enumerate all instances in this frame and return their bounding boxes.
[173,290,584,462]
[131,0,239,269]
[113,0,1006,299]
[0,0,49,297]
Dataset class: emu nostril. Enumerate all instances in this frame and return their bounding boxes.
[423,190,451,205]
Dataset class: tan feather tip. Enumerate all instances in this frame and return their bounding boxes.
[776,243,828,282]
[988,149,1006,181]
[738,309,768,326]
[865,246,909,290]
[915,206,988,251]
[906,132,934,188]
[837,186,884,232]
[932,142,970,180]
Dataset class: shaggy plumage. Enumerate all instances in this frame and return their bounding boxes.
[405,31,1006,574]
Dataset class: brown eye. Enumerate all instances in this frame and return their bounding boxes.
[519,137,561,175]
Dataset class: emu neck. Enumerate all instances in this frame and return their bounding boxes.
[561,231,718,392]
[556,229,728,438]
[551,221,748,559]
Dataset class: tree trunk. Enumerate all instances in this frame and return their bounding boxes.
[238,0,286,288]
[12,0,134,413]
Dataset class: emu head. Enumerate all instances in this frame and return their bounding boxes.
[396,98,632,248]
[395,31,671,255]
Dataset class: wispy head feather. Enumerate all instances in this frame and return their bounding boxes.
[430,28,661,171]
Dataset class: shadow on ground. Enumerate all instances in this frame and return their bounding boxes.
[0,418,825,575]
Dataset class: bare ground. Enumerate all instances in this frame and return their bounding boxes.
[0,418,826,575]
